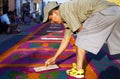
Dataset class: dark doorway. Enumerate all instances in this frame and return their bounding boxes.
[3,0,8,14]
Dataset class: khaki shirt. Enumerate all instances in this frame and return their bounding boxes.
[59,0,117,37]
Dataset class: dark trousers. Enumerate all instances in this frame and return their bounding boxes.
[0,22,8,33]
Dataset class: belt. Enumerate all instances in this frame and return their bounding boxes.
[66,26,83,34]
[73,26,82,34]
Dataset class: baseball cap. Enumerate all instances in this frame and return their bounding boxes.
[43,1,59,22]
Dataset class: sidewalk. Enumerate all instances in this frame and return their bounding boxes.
[0,22,38,44]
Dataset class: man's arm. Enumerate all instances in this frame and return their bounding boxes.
[54,35,71,58]
[45,35,71,66]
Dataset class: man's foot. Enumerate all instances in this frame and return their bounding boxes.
[66,63,84,78]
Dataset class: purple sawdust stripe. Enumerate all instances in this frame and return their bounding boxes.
[1,50,76,64]
[35,23,64,36]
[25,23,43,32]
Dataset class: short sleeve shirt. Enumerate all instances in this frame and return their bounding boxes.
[59,0,117,37]
[0,14,11,25]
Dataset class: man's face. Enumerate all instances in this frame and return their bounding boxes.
[48,10,62,24]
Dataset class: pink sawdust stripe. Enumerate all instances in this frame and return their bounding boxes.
[86,59,101,79]
[0,23,47,62]
[39,35,64,37]
[27,40,61,43]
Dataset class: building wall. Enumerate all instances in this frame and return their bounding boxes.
[0,0,2,15]
[0,0,15,15]
[8,0,15,11]
[15,0,34,16]
[0,0,71,16]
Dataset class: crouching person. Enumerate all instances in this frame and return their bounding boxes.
[0,11,21,34]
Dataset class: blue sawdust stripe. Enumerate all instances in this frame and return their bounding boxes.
[0,23,43,54]
[0,35,27,53]
[86,49,120,79]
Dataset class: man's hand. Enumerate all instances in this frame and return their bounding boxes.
[45,36,71,66]
[45,57,56,66]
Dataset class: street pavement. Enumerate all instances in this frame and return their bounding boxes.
[0,22,39,43]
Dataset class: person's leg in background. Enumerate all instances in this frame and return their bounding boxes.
[2,23,11,33]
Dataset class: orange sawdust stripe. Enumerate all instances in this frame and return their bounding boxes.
[83,64,98,79]
[15,48,76,52]
[0,23,47,62]
[60,62,98,78]
[0,63,98,78]
[0,64,72,68]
